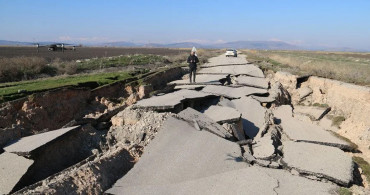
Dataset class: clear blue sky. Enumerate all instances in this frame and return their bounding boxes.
[0,0,369,49]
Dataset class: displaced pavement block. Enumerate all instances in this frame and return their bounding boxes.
[107,167,278,195]
[0,153,34,194]
[234,76,269,89]
[170,74,226,85]
[264,167,339,194]
[282,141,354,186]
[223,123,246,141]
[202,85,267,99]
[232,97,266,138]
[177,107,232,138]
[4,126,80,155]
[274,106,352,150]
[107,165,338,195]
[294,105,331,121]
[106,117,247,193]
[252,135,276,160]
[273,105,294,120]
[134,89,214,111]
[174,85,205,90]
[203,105,241,124]
[251,95,276,103]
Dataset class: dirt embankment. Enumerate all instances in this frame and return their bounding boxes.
[0,66,185,194]
[0,67,184,148]
[272,71,370,162]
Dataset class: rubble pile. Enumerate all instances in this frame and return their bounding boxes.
[107,106,175,158]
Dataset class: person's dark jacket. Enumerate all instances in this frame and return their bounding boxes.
[187,55,199,70]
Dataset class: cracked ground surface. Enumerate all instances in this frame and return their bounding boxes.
[107,53,367,194]
[3,52,368,194]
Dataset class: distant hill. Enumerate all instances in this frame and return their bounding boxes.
[213,41,300,50]
[0,39,366,52]
[164,42,205,48]
[142,43,166,48]
[100,41,137,47]
[0,40,33,46]
[0,40,76,46]
[135,41,298,50]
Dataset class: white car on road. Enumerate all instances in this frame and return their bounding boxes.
[225,49,237,57]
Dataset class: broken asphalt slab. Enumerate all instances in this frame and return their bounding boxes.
[202,85,268,99]
[273,106,353,150]
[134,89,215,112]
[252,124,281,161]
[174,84,205,90]
[4,126,80,155]
[198,64,264,78]
[106,117,247,192]
[223,123,246,141]
[273,105,293,119]
[282,141,354,186]
[203,105,241,124]
[294,105,331,121]
[0,153,33,194]
[170,74,227,85]
[107,167,277,195]
[234,75,269,89]
[177,107,232,138]
[251,81,291,104]
[232,96,266,138]
[251,95,276,103]
[252,135,276,160]
[264,167,339,194]
[107,166,338,195]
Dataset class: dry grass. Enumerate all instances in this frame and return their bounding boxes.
[51,58,77,75]
[0,48,221,83]
[0,56,49,82]
[244,50,370,86]
[353,156,370,185]
[197,49,223,63]
[165,49,222,65]
[337,187,352,195]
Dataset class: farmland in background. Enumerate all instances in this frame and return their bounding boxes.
[244,50,370,86]
[0,46,188,62]
[0,47,221,102]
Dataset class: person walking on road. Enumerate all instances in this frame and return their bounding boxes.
[187,51,199,83]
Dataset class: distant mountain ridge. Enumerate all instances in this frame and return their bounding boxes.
[0,39,367,52]
[0,40,74,46]
[102,41,299,50]
[0,40,34,46]
[101,41,138,47]
[212,41,299,50]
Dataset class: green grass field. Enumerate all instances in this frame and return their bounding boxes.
[0,71,132,102]
[75,54,170,71]
[244,50,370,86]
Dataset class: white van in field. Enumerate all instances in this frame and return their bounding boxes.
[225,49,237,57]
